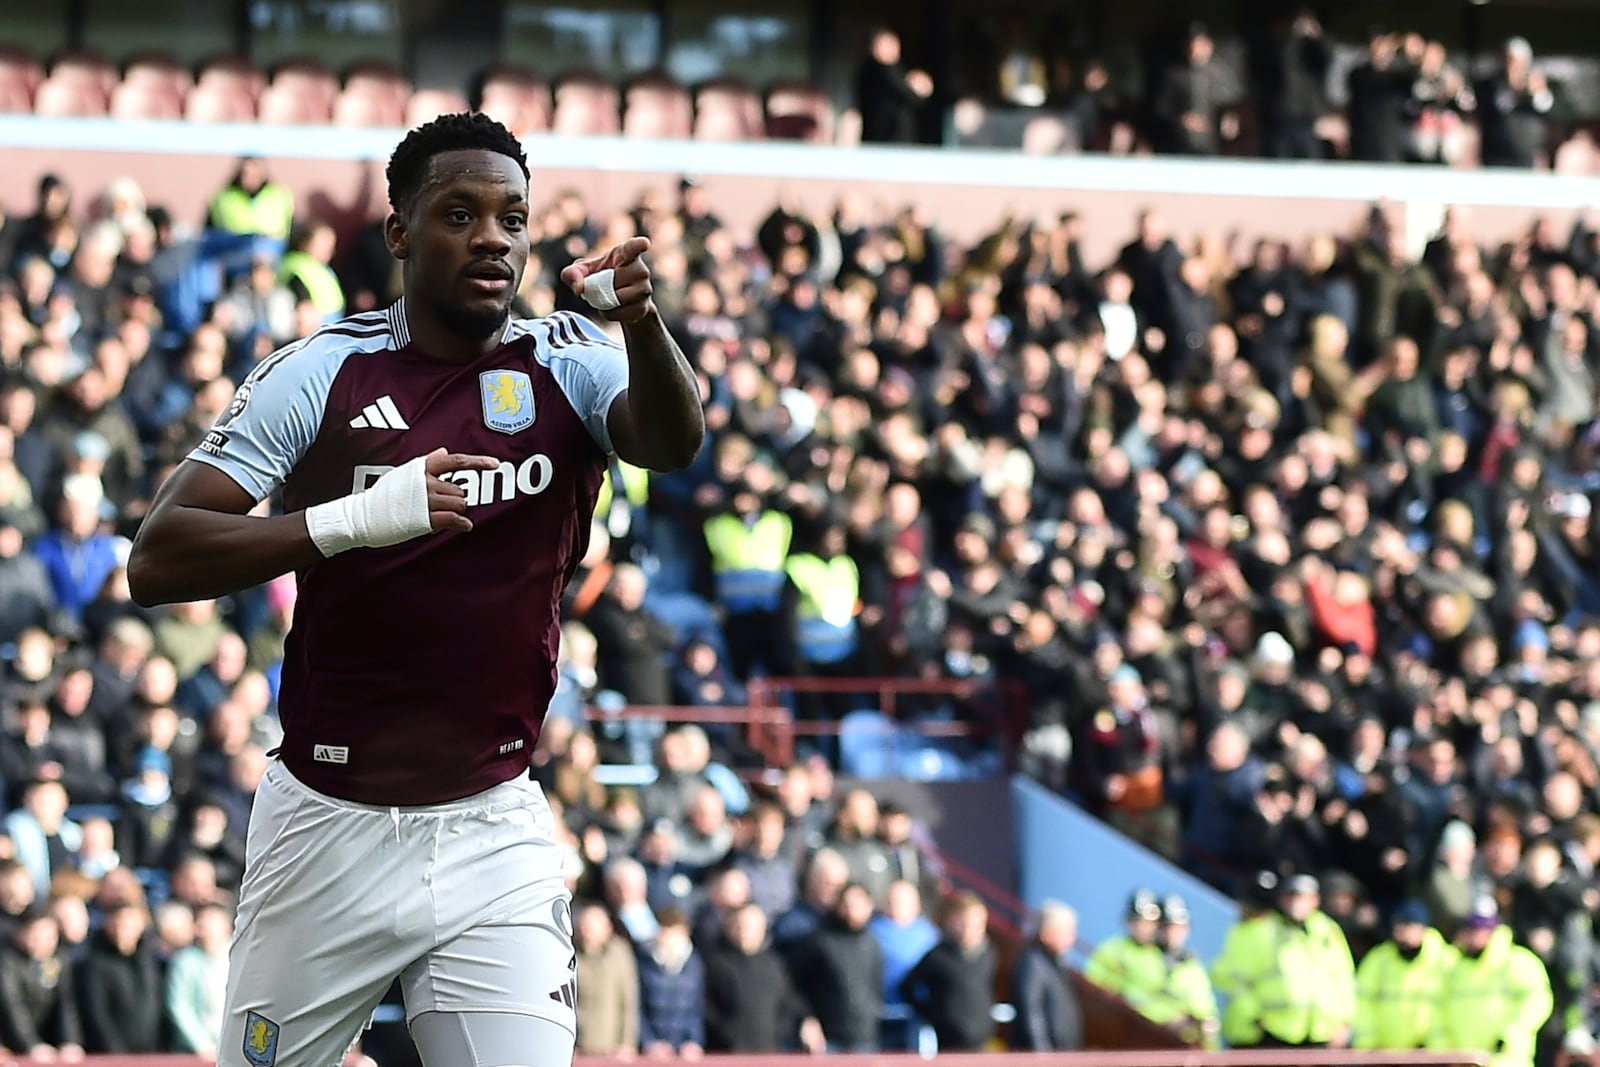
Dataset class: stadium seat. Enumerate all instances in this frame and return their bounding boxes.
[185,82,256,123]
[49,48,117,95]
[33,77,107,117]
[479,83,550,136]
[834,106,862,145]
[109,80,185,120]
[405,88,469,126]
[0,45,45,96]
[332,85,405,127]
[476,65,552,136]
[1555,130,1600,175]
[257,83,333,125]
[623,72,692,140]
[197,55,266,103]
[1021,114,1069,155]
[765,81,833,143]
[691,106,750,142]
[269,58,339,111]
[551,73,619,137]
[0,78,30,114]
[344,59,410,109]
[839,710,900,778]
[123,51,194,96]
[693,78,761,140]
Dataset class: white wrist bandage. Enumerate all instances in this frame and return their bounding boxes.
[581,268,621,311]
[303,454,434,557]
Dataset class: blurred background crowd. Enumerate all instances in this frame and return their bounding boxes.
[0,91,1598,1060]
[3,4,1600,173]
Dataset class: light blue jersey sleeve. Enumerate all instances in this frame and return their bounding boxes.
[533,311,631,456]
[188,333,369,502]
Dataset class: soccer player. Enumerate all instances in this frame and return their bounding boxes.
[126,113,705,1067]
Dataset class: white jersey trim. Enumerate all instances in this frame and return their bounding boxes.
[188,312,396,502]
[506,311,630,456]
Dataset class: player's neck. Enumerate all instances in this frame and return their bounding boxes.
[400,296,509,364]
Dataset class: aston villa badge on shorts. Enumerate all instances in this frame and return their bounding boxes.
[243,1011,281,1067]
[480,370,536,435]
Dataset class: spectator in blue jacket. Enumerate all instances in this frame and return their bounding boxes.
[636,908,705,1057]
[869,878,941,1049]
[30,474,119,623]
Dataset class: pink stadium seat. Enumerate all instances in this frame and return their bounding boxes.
[552,74,619,136]
[198,56,266,103]
[109,80,185,120]
[694,78,762,140]
[765,81,833,143]
[0,76,32,114]
[345,60,410,109]
[692,105,750,142]
[184,83,256,123]
[270,58,339,110]
[33,77,107,118]
[257,84,332,125]
[50,49,116,95]
[124,51,194,96]
[623,73,691,140]
[0,46,45,96]
[1021,115,1069,155]
[406,88,469,126]
[480,82,550,136]
[332,85,406,127]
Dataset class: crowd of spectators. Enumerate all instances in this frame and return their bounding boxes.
[867,16,1596,171]
[0,128,1599,1054]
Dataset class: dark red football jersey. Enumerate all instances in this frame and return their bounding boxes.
[191,302,628,804]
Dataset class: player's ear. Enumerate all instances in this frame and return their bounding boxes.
[384,211,409,260]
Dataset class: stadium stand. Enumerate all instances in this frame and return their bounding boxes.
[1,4,1599,1065]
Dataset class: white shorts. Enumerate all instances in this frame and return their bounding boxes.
[218,760,575,1067]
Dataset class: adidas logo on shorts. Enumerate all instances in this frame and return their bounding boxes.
[313,745,350,764]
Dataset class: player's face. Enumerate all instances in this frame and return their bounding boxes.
[400,149,530,342]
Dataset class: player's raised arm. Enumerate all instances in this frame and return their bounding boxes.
[562,236,706,472]
[128,449,499,606]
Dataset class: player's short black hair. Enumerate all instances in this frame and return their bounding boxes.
[385,111,529,214]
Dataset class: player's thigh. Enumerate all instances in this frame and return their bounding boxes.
[410,1010,575,1067]
[218,766,426,1067]
[400,886,576,1030]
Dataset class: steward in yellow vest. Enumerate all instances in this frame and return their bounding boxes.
[1085,889,1169,1016]
[1214,873,1356,1049]
[1148,895,1219,1048]
[1354,900,1457,1050]
[209,157,296,239]
[784,525,861,667]
[703,490,792,615]
[280,222,345,320]
[703,485,792,677]
[1212,872,1281,1049]
[1428,899,1553,1067]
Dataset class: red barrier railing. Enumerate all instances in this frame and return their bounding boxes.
[583,674,1029,774]
[748,674,1030,767]
[582,703,797,769]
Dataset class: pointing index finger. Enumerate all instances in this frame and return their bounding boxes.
[614,236,652,265]
[426,452,501,476]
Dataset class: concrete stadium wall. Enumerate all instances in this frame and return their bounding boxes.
[1013,776,1240,967]
[1,117,1596,266]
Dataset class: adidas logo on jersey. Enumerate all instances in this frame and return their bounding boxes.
[352,455,555,506]
[349,396,409,430]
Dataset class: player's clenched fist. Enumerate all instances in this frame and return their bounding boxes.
[562,236,654,324]
[304,448,499,557]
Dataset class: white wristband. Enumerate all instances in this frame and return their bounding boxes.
[581,268,621,311]
[304,454,434,557]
